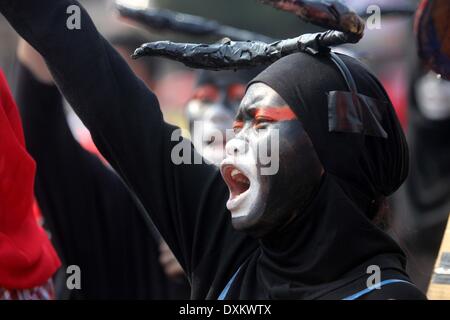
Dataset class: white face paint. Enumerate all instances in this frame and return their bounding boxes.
[186,78,248,166]
[220,119,276,218]
[189,103,234,166]
[416,71,450,120]
[220,134,263,219]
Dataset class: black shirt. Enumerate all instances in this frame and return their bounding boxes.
[15,63,189,299]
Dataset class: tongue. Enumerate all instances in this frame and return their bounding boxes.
[232,173,250,196]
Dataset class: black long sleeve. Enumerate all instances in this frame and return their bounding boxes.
[15,63,184,299]
[1,0,256,299]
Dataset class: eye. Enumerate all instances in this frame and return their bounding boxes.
[232,120,244,133]
[254,116,273,130]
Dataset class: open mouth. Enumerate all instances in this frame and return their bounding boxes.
[221,164,251,211]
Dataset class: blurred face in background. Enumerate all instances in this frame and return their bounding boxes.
[186,70,252,165]
[415,71,450,121]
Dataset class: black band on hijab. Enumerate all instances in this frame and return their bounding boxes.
[327,91,389,138]
[327,52,389,139]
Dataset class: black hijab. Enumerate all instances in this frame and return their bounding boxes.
[227,52,411,299]
[249,52,409,219]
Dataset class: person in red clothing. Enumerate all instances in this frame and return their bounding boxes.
[0,69,60,300]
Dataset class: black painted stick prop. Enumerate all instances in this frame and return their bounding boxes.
[132,0,365,70]
[116,3,273,43]
[261,0,364,38]
[132,31,355,70]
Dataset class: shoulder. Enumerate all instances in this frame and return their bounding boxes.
[362,281,427,300]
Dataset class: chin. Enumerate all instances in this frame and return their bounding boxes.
[228,202,263,233]
[230,211,274,238]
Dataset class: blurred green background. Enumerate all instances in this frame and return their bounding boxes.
[154,0,314,38]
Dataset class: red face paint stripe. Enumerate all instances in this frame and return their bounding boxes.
[192,85,219,102]
[254,106,297,122]
[227,84,246,101]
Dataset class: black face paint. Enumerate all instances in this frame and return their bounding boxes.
[220,83,324,237]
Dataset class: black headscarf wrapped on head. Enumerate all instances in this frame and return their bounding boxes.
[248,52,409,220]
[227,52,416,300]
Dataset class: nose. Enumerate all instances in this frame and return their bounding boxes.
[225,137,248,157]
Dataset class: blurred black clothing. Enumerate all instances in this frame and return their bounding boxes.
[392,63,450,290]
[1,0,425,299]
[15,64,190,299]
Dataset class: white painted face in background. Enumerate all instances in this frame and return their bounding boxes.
[416,71,450,121]
[186,71,253,166]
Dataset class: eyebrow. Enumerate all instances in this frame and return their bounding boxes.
[254,106,297,121]
[246,105,258,116]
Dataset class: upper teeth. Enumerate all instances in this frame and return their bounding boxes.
[230,168,250,185]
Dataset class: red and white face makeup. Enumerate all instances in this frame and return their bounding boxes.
[220,83,324,237]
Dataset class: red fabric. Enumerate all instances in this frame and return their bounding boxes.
[0,69,60,289]
[380,71,408,130]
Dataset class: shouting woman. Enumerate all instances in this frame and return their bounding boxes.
[0,0,426,299]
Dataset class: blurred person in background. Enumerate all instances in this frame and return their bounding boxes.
[399,68,450,291]
[186,69,264,166]
[0,68,60,300]
[16,37,190,299]
[339,0,416,128]
[341,0,450,292]
[392,44,450,292]
[338,0,449,291]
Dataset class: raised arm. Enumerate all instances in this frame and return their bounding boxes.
[15,41,187,298]
[1,0,252,282]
